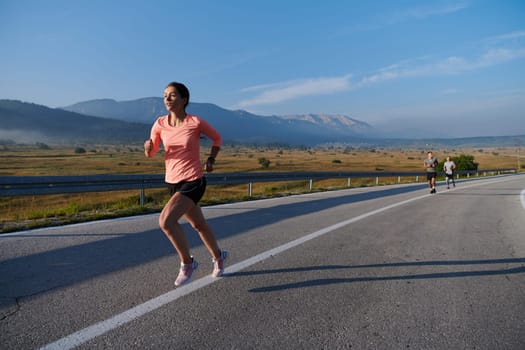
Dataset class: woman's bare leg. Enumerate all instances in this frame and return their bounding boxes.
[159,193,195,264]
[184,204,221,260]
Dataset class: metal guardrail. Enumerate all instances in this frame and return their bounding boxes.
[0,169,516,204]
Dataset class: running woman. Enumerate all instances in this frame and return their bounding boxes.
[144,82,228,286]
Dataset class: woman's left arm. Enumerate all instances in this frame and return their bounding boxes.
[200,118,222,172]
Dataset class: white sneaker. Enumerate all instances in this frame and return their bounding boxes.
[174,257,198,286]
[212,250,229,277]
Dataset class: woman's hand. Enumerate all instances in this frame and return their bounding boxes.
[204,157,215,172]
[144,139,153,157]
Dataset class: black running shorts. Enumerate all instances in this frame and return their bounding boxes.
[426,172,436,181]
[167,177,207,204]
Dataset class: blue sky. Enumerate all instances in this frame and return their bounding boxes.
[1,0,524,138]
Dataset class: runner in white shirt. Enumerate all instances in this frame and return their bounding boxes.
[443,156,456,189]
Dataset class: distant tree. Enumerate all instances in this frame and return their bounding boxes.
[74,147,86,154]
[438,154,478,171]
[454,154,479,171]
[258,157,271,168]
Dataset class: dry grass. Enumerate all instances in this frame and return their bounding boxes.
[0,144,520,232]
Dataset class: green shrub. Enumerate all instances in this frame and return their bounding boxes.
[258,157,271,168]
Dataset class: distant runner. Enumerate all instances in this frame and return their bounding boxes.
[443,156,456,189]
[424,151,438,194]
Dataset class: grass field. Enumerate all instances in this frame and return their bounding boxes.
[0,143,521,233]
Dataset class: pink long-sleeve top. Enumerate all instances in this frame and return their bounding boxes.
[149,114,222,184]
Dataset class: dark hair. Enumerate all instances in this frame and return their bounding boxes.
[166,82,190,109]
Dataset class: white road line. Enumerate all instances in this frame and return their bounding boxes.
[521,189,525,210]
[0,214,159,237]
[39,175,520,350]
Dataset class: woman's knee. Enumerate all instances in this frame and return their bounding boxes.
[159,210,176,231]
[158,214,168,231]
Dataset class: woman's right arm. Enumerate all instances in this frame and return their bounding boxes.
[144,120,161,158]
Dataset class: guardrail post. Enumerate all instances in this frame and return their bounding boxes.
[398,176,401,183]
[347,177,351,188]
[416,175,419,182]
[309,179,313,191]
[248,182,253,197]
[140,187,145,206]
[375,177,379,185]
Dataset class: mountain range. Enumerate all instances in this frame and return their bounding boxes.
[0,99,147,144]
[1,98,523,148]
[62,98,373,145]
[0,98,372,146]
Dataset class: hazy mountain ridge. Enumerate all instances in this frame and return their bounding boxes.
[62,98,372,134]
[0,100,149,144]
[0,99,368,145]
[61,98,524,147]
[61,98,372,144]
[1,99,523,147]
[63,98,166,124]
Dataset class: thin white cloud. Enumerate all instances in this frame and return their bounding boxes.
[234,74,352,109]
[358,46,525,87]
[341,2,469,34]
[235,32,525,109]
[485,31,525,44]
[240,81,291,93]
[478,47,525,66]
[388,2,469,23]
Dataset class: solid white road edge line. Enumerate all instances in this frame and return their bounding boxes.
[521,189,525,210]
[39,175,519,350]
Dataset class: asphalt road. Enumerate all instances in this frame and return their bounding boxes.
[1,174,525,350]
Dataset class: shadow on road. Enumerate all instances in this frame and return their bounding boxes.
[238,257,525,293]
